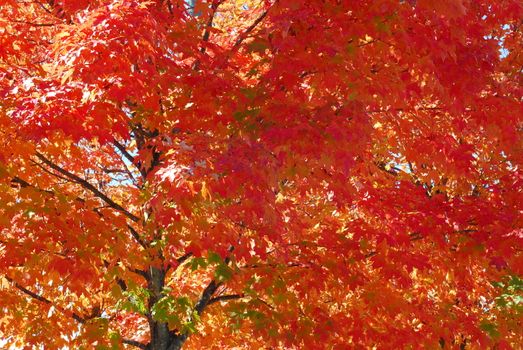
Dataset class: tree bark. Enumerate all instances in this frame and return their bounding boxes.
[147,267,171,350]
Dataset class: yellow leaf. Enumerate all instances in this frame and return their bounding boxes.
[201,181,211,200]
[187,181,196,195]
[55,32,71,40]
[60,68,75,85]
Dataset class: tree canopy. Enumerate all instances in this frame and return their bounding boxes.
[0,0,521,349]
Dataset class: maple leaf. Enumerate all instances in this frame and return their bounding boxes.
[0,0,521,349]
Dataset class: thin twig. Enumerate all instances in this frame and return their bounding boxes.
[232,6,271,50]
[8,20,60,27]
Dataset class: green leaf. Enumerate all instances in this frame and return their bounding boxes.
[215,264,233,282]
[248,39,269,53]
[479,321,500,339]
[345,42,356,56]
[189,257,207,271]
[240,87,257,100]
[207,251,223,264]
[119,287,150,315]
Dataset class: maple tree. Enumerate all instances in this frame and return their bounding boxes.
[0,0,522,348]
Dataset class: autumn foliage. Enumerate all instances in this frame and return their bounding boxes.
[0,0,522,349]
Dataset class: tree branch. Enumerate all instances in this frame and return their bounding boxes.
[207,294,244,306]
[166,252,193,273]
[194,280,220,315]
[11,176,56,195]
[167,279,220,350]
[113,140,136,164]
[200,1,223,53]
[4,275,86,323]
[232,5,273,50]
[192,0,224,70]
[45,0,73,24]
[168,247,234,350]
[35,152,140,223]
[128,224,149,250]
[177,252,193,265]
[35,0,54,15]
[6,274,146,348]
[12,175,147,251]
[8,20,60,27]
[30,158,71,182]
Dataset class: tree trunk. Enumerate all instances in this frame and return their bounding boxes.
[147,266,171,350]
[167,334,189,350]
